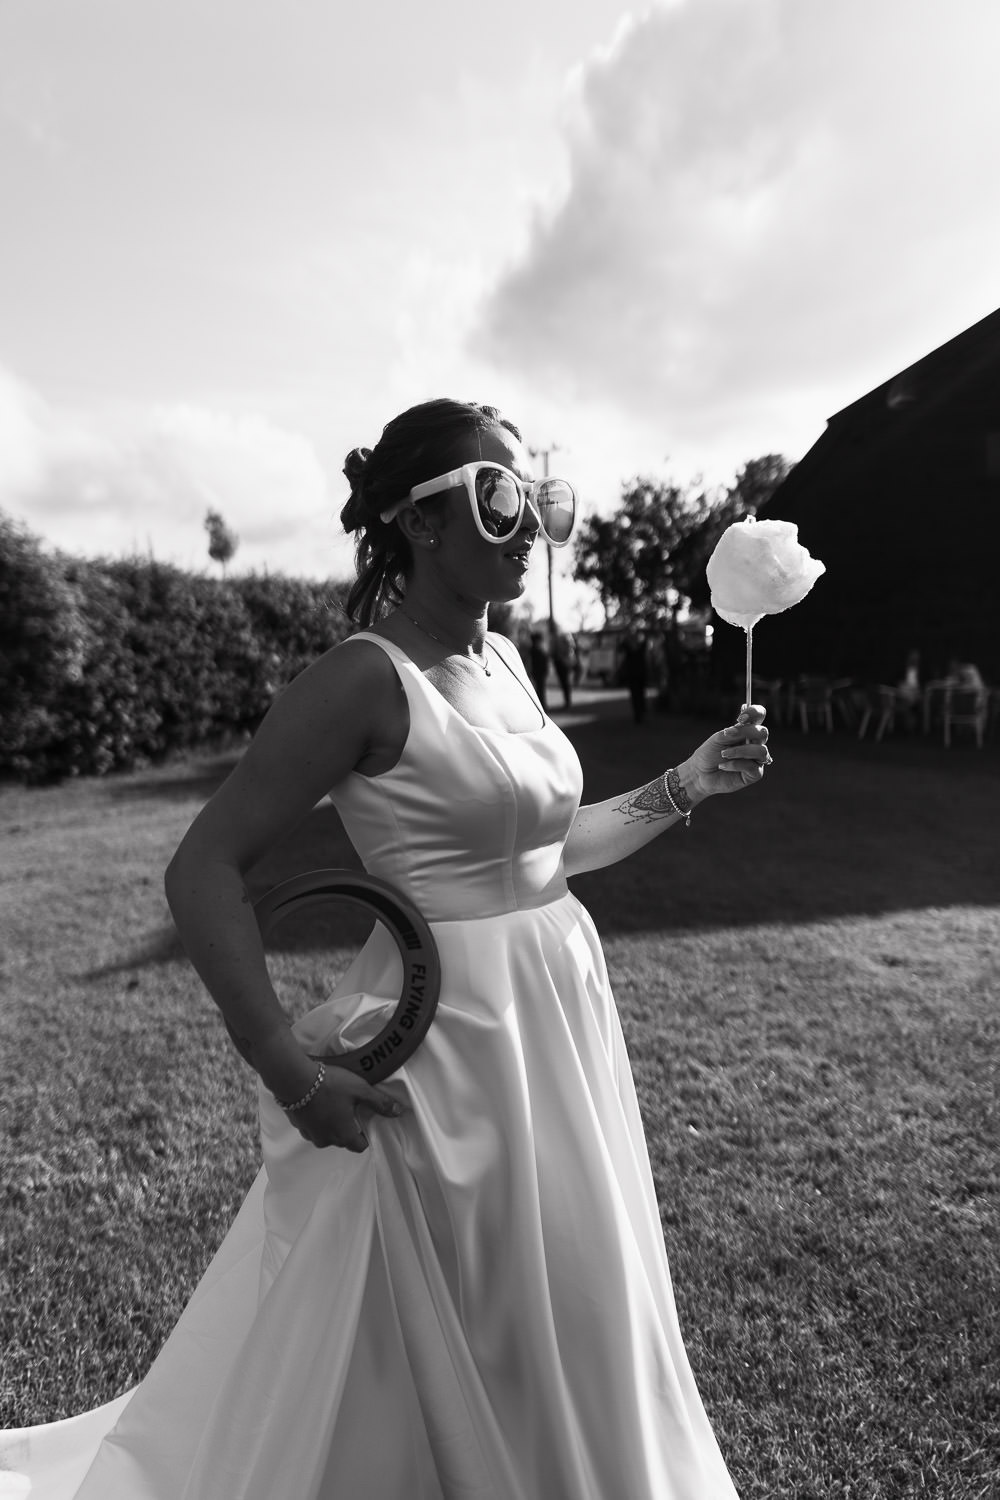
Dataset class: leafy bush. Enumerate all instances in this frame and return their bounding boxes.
[0,510,352,782]
[0,514,89,779]
[232,574,351,692]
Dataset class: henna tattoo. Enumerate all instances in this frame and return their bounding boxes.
[614,769,693,826]
[664,766,693,819]
[613,775,674,825]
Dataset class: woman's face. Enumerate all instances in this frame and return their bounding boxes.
[420,424,541,605]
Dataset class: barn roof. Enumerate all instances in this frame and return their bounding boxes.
[764,305,1000,517]
[726,304,1000,684]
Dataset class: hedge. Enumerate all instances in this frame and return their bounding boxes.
[0,510,351,783]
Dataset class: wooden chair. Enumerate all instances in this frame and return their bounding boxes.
[942,686,987,748]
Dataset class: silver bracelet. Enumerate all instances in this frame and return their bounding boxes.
[276,1062,326,1112]
[661,768,692,827]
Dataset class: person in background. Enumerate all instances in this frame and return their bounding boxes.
[549,624,576,711]
[897,648,921,705]
[896,647,921,731]
[945,658,985,691]
[620,626,649,725]
[529,627,550,712]
[573,635,586,686]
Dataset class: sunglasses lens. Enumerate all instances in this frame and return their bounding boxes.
[536,480,576,545]
[474,467,522,538]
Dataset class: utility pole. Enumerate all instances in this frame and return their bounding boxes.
[528,443,561,624]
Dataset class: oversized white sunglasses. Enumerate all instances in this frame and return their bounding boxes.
[379,461,578,547]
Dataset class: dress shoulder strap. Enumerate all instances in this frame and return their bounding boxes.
[337,629,449,734]
[486,632,525,672]
[337,630,410,665]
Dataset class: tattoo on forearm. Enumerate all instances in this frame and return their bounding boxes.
[663,766,693,819]
[614,775,672,825]
[613,769,692,826]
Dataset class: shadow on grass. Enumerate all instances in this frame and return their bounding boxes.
[106,751,245,804]
[565,700,1000,932]
[94,691,1000,960]
[84,800,371,978]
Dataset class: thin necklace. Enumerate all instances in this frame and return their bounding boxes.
[400,609,492,675]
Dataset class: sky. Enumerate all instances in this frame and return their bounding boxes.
[2,0,999,627]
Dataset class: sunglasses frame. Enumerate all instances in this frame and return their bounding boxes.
[380,462,577,548]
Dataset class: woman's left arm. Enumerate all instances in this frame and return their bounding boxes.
[563,707,771,878]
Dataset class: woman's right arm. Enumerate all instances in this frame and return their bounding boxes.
[164,639,406,1147]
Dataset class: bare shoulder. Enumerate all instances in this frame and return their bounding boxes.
[261,634,405,766]
[486,630,518,658]
[487,632,528,675]
[296,632,402,704]
[171,636,407,874]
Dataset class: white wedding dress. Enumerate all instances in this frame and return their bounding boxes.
[1,632,739,1499]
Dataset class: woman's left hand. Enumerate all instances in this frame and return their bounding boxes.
[684,704,772,800]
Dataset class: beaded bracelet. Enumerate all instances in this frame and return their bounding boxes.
[662,767,693,827]
[275,1062,326,1113]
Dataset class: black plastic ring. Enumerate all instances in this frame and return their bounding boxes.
[254,869,441,1082]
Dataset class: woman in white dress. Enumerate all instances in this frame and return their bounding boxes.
[1,398,770,1499]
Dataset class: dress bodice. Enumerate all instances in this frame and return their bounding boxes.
[327,632,583,922]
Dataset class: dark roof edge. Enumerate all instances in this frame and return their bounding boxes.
[829,303,1000,426]
[762,303,1000,510]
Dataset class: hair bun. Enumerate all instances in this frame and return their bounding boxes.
[341,447,373,533]
[343,447,371,488]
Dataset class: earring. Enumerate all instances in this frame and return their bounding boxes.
[428,535,438,548]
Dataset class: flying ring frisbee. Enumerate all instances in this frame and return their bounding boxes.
[254,869,440,1082]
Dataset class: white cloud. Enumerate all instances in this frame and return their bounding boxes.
[0,367,48,495]
[0,366,351,577]
[143,406,331,546]
[0,65,65,158]
[475,0,1000,473]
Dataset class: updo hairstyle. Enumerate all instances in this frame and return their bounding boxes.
[340,398,521,627]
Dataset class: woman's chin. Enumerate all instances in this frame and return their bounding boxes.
[494,572,527,602]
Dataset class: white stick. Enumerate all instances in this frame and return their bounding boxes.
[743,625,753,714]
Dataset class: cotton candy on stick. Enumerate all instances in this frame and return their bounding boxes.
[706,516,825,713]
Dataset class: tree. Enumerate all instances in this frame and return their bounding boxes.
[572,477,716,628]
[683,454,793,611]
[730,453,792,513]
[573,456,792,624]
[204,509,239,574]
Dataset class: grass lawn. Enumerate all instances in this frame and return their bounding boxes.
[1,691,998,1498]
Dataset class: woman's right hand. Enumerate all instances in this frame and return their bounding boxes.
[286,1065,407,1151]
